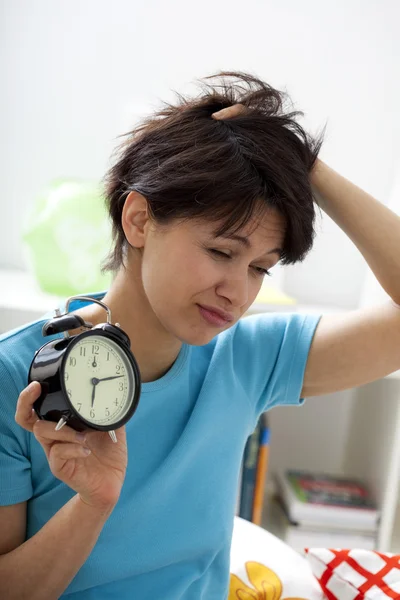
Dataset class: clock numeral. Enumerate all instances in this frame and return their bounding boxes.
[90,409,95,418]
[92,345,100,355]
[116,365,124,375]
[80,347,86,357]
[69,357,76,367]
[118,382,124,391]
[105,408,110,417]
[114,399,119,406]
[65,372,69,381]
[77,403,82,412]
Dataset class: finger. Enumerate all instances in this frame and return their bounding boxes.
[48,442,91,462]
[212,104,246,120]
[33,419,88,450]
[15,381,42,432]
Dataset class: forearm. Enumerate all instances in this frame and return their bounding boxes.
[0,494,114,600]
[311,159,400,304]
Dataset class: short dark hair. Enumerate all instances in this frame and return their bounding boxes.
[102,71,324,273]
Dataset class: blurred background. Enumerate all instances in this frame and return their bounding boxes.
[1,0,400,551]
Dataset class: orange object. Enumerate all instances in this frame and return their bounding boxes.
[252,415,270,525]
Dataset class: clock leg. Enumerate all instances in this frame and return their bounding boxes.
[108,430,117,443]
[55,417,68,431]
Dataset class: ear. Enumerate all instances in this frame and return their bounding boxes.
[121,191,150,249]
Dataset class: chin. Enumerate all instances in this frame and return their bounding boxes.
[176,330,214,346]
[179,322,234,347]
[163,308,236,346]
[190,333,217,346]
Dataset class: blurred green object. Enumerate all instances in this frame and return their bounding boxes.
[22,179,113,296]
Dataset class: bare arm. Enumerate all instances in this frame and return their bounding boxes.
[299,161,400,395]
[0,494,113,600]
[0,502,27,555]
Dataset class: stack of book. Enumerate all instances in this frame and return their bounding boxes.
[236,413,270,525]
[275,470,380,550]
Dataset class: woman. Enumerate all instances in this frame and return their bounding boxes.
[1,72,399,599]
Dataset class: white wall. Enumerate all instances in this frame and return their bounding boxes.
[1,0,400,310]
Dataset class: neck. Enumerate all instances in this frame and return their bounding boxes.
[73,263,182,383]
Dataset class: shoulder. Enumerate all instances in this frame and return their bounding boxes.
[0,319,52,452]
[0,321,48,503]
[194,311,321,378]
[0,318,49,399]
[219,311,321,411]
[227,311,321,348]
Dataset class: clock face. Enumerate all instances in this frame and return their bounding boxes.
[63,334,136,427]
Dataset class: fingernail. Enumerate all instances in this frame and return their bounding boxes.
[82,447,91,455]
[76,433,87,443]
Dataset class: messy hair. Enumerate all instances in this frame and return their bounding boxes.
[101,71,324,273]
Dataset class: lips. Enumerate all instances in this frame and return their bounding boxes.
[197,304,234,327]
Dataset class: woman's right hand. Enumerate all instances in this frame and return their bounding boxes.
[15,381,128,513]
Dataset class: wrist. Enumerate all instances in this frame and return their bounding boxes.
[310,159,329,211]
[76,494,117,520]
[310,157,324,183]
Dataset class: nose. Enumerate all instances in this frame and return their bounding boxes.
[216,273,249,309]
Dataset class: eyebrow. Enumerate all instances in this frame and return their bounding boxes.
[219,233,282,257]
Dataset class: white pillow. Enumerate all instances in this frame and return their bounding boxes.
[229,517,325,599]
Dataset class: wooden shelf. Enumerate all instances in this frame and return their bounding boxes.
[0,269,62,332]
[0,269,62,311]
[390,502,400,553]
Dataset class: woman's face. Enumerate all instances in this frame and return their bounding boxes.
[137,208,286,346]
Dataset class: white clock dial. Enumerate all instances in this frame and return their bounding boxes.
[63,335,135,426]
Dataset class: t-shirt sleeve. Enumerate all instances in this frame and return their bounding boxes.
[231,311,322,419]
[0,356,33,505]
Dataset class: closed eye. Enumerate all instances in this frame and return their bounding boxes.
[253,266,272,277]
[209,249,230,259]
[208,249,272,277]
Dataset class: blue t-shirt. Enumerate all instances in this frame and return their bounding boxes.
[0,292,321,599]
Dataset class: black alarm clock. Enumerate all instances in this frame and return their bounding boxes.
[28,296,141,443]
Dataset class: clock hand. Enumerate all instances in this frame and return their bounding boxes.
[90,377,100,408]
[95,375,124,383]
[90,376,123,409]
[91,382,96,408]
